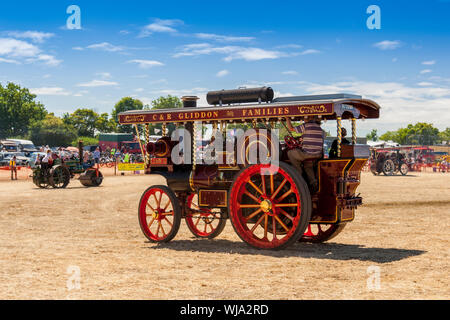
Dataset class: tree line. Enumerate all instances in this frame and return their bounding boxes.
[1,82,448,147]
[366,124,450,145]
[0,82,181,147]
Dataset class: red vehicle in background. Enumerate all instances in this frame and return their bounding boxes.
[369,146,436,173]
[99,133,142,154]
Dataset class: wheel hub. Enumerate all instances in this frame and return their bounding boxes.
[260,199,273,213]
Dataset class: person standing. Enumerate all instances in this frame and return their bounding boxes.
[124,151,130,163]
[93,147,101,168]
[9,156,17,180]
[41,149,53,176]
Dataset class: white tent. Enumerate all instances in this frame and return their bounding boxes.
[367,140,399,148]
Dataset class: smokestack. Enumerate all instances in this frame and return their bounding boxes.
[181,96,199,108]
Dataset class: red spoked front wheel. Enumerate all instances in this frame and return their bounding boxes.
[185,193,226,239]
[138,185,181,243]
[299,223,346,243]
[229,162,311,250]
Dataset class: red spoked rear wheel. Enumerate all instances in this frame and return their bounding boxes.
[229,162,311,250]
[185,193,226,239]
[300,223,346,243]
[138,185,181,243]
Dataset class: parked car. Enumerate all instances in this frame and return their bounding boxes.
[0,140,18,152]
[0,152,30,166]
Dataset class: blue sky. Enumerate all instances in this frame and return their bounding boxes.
[1,0,449,135]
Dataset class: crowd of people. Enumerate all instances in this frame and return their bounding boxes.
[4,144,143,180]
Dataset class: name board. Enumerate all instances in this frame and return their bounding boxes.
[119,103,334,124]
[117,163,145,171]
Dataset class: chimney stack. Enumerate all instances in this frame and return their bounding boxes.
[181,96,199,108]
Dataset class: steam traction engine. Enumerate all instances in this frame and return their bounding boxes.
[119,87,380,250]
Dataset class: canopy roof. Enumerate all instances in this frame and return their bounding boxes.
[118,95,380,125]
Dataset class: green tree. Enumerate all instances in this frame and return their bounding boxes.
[71,136,99,147]
[111,97,145,133]
[0,82,47,138]
[63,108,114,137]
[380,131,397,142]
[29,113,77,147]
[380,123,440,145]
[151,95,182,110]
[439,128,450,144]
[366,129,378,141]
[149,95,182,135]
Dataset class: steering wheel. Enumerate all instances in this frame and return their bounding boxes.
[284,135,302,150]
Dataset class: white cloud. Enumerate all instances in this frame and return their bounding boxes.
[95,72,112,79]
[216,70,229,77]
[5,31,55,43]
[0,57,20,64]
[296,80,450,131]
[195,33,254,42]
[373,40,402,50]
[140,19,183,37]
[420,69,432,74]
[27,54,62,66]
[127,59,164,69]
[77,80,119,87]
[299,49,321,55]
[282,71,298,75]
[72,46,84,51]
[422,60,436,65]
[0,38,40,57]
[417,82,433,86]
[86,42,124,52]
[275,44,303,49]
[174,43,284,62]
[224,47,282,61]
[0,38,61,66]
[30,87,71,96]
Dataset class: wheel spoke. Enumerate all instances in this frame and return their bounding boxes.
[274,215,290,232]
[194,216,202,227]
[274,203,299,208]
[155,220,161,236]
[162,199,171,211]
[245,208,263,221]
[159,221,166,236]
[238,203,261,209]
[277,189,293,203]
[148,217,155,228]
[161,211,173,216]
[158,191,163,208]
[250,213,266,233]
[151,194,159,209]
[263,214,268,239]
[270,178,288,200]
[278,207,295,221]
[163,216,173,227]
[272,216,277,240]
[261,174,266,195]
[146,203,156,213]
[244,191,261,204]
[248,179,263,195]
[270,174,274,195]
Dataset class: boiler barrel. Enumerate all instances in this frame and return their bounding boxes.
[206,87,274,105]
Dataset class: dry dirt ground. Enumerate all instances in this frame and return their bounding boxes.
[0,169,449,300]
